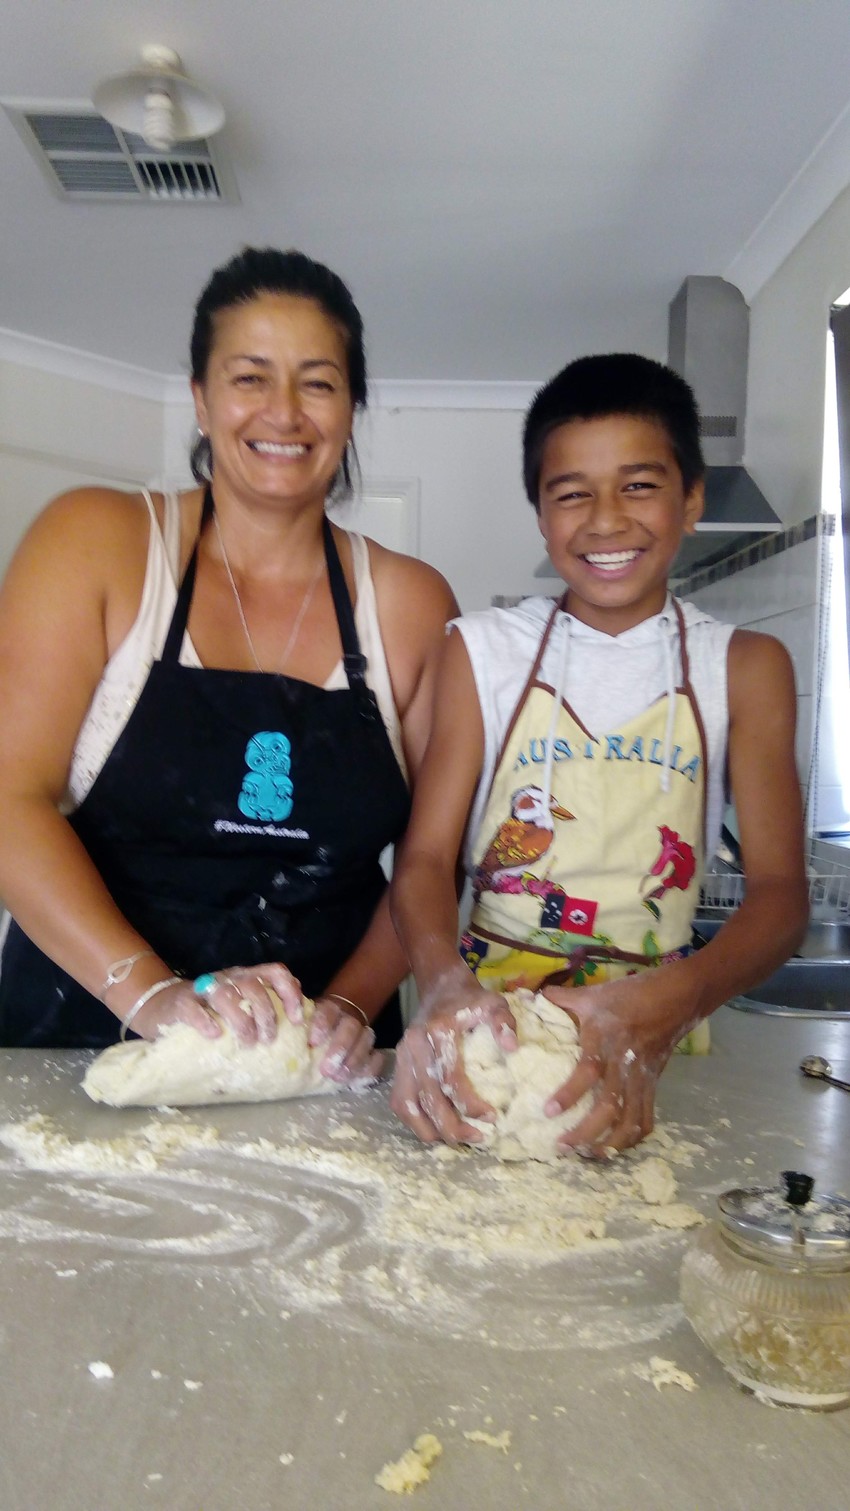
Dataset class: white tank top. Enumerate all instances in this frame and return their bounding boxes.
[454,594,735,872]
[66,492,406,809]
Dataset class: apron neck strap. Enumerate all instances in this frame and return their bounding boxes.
[161,488,367,689]
[161,487,213,663]
[322,517,367,688]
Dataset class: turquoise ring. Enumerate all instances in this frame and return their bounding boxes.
[193,973,219,997]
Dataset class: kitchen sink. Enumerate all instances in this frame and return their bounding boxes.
[733,959,850,1016]
[691,915,850,1016]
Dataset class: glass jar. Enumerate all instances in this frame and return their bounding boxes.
[680,1171,850,1408]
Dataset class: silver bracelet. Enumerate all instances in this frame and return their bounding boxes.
[100,948,155,1000]
[325,992,370,1028]
[120,977,182,1041]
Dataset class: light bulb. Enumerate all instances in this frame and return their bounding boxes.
[142,85,175,150]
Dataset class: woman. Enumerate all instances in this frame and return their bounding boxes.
[0,247,456,1077]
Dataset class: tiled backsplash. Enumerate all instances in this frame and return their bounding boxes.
[679,515,827,807]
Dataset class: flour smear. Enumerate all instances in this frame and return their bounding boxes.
[0,1085,710,1353]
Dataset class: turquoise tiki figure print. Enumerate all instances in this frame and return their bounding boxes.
[238,731,294,821]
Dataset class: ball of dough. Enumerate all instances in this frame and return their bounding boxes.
[82,995,341,1108]
[461,989,596,1162]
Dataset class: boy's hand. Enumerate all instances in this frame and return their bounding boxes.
[541,972,699,1155]
[390,985,518,1145]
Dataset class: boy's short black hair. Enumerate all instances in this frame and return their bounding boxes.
[522,353,705,507]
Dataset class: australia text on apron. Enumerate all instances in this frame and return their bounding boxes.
[460,599,708,1046]
[0,490,410,1048]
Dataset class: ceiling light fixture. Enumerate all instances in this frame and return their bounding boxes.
[92,45,224,152]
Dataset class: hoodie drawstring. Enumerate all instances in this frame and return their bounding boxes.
[659,612,678,794]
[541,613,571,813]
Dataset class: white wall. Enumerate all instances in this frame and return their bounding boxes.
[746,179,850,523]
[0,357,165,569]
[358,407,549,610]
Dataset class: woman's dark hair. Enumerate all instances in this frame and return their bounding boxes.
[522,353,705,508]
[190,246,367,493]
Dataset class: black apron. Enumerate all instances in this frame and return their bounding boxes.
[0,493,411,1048]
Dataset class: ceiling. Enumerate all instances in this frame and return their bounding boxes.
[4,0,850,383]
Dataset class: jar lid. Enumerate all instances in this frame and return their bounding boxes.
[718,1170,850,1265]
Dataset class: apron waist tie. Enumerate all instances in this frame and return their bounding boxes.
[540,943,659,988]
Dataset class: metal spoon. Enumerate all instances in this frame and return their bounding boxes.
[799,1055,850,1093]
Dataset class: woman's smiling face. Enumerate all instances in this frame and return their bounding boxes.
[192,292,354,511]
[537,412,704,633]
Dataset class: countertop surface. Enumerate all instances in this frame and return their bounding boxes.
[1,1006,849,1511]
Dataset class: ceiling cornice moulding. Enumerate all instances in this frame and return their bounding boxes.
[726,96,850,301]
[0,327,173,402]
[0,331,539,413]
[369,379,538,411]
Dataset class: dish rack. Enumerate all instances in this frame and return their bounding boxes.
[699,856,850,922]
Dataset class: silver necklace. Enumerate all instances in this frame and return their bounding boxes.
[212,509,324,674]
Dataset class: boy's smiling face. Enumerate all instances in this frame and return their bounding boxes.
[537,412,704,634]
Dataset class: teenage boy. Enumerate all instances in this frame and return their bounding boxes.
[390,354,807,1154]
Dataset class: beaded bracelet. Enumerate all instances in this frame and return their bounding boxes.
[100,948,155,1000]
[120,977,182,1041]
[325,992,370,1028]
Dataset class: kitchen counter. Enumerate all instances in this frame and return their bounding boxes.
[1,1006,849,1511]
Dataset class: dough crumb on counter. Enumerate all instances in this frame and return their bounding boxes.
[631,1156,677,1205]
[463,1428,512,1451]
[278,1452,294,1466]
[634,1356,699,1392]
[87,1360,114,1380]
[375,1433,443,1494]
[633,1201,705,1230]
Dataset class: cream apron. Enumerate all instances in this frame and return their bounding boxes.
[461,600,710,1049]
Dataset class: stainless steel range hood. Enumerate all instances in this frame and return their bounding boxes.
[667,275,780,576]
[535,276,781,581]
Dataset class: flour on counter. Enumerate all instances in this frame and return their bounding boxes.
[633,1202,706,1230]
[0,1113,220,1172]
[375,1433,443,1494]
[0,1089,713,1353]
[634,1356,699,1391]
[463,1428,512,1451]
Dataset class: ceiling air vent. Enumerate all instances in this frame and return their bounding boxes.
[1,100,237,203]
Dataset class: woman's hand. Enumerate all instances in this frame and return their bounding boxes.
[542,968,700,1155]
[132,962,303,1045]
[309,996,384,1086]
[390,982,518,1145]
